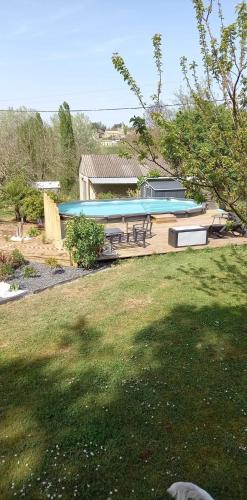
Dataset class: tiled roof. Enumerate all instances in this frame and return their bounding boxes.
[79,154,171,178]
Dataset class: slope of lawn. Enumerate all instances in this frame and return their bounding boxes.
[0,245,246,499]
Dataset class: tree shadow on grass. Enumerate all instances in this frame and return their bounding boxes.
[0,302,246,499]
[176,246,247,297]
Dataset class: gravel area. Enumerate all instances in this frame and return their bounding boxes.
[5,261,110,296]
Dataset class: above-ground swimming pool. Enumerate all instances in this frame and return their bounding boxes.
[59,198,203,218]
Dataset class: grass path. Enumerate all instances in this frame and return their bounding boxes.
[0,245,246,499]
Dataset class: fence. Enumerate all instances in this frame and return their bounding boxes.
[44,193,63,249]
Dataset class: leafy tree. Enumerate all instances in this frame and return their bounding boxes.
[0,107,102,188]
[1,177,29,220]
[72,113,100,154]
[18,112,48,180]
[0,108,64,184]
[0,109,36,183]
[58,102,76,192]
[137,169,161,190]
[111,123,123,130]
[1,177,44,221]
[92,121,107,132]
[112,2,247,224]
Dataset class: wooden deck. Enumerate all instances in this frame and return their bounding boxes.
[1,210,246,265]
[101,210,247,259]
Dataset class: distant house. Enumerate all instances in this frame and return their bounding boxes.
[33,181,61,193]
[103,127,125,140]
[78,154,169,200]
[100,126,126,148]
[140,177,186,199]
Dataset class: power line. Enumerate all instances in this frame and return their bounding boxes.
[0,99,226,113]
[0,103,188,113]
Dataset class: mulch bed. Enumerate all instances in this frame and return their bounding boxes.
[3,261,110,298]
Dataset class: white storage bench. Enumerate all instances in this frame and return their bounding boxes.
[168,225,208,248]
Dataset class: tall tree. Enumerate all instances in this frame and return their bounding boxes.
[18,112,47,180]
[58,101,76,191]
[72,113,99,154]
[112,2,247,224]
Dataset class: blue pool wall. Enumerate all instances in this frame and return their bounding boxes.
[58,197,205,221]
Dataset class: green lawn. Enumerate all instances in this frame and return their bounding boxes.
[0,246,246,499]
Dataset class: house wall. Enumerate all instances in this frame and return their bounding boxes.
[141,185,152,198]
[79,177,136,200]
[79,175,91,200]
[91,183,135,199]
[153,190,186,199]
[141,181,186,199]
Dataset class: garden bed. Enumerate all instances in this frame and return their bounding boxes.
[1,261,109,302]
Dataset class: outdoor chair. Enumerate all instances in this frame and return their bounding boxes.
[132,216,153,238]
[124,214,147,233]
[207,224,226,238]
[133,227,147,247]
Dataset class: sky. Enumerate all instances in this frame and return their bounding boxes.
[1,0,238,126]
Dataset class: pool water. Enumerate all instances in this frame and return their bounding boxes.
[59,198,203,218]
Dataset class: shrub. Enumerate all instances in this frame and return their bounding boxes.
[47,192,63,203]
[9,282,19,292]
[0,250,10,265]
[224,220,236,232]
[64,216,105,269]
[127,188,140,198]
[27,227,40,238]
[0,249,25,271]
[0,263,14,279]
[11,249,26,268]
[22,192,44,222]
[45,257,62,272]
[97,191,117,200]
[23,265,38,278]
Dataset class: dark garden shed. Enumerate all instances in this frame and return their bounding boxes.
[140,177,186,199]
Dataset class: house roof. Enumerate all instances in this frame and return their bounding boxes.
[79,154,171,179]
[145,178,185,191]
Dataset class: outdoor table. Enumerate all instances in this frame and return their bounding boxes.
[104,227,124,252]
[211,210,228,225]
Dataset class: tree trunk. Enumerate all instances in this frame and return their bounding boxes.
[14,205,21,221]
